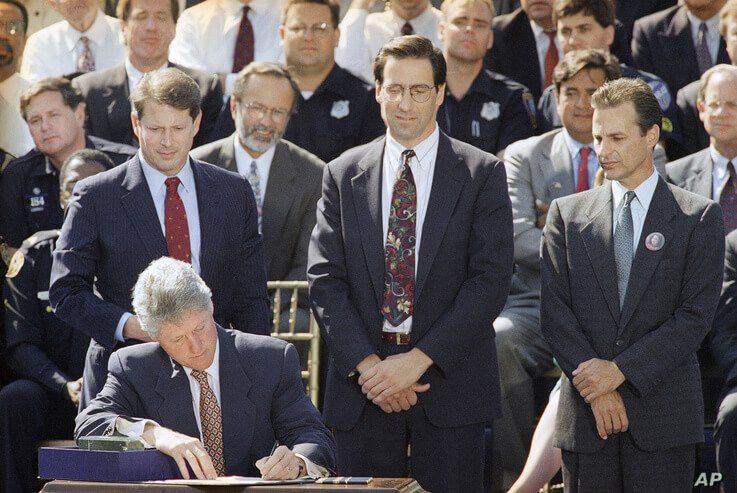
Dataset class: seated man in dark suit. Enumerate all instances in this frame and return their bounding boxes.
[76,257,336,480]
[676,0,737,156]
[0,149,109,493]
[667,64,737,236]
[0,77,135,255]
[73,0,223,148]
[632,0,729,97]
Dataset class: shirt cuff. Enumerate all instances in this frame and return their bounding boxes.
[115,312,133,342]
[294,453,328,478]
[115,416,158,448]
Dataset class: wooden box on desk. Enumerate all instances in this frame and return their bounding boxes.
[38,446,181,482]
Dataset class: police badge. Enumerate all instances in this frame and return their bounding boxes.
[331,100,350,119]
[480,101,500,121]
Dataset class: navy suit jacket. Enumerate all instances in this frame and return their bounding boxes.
[632,5,730,96]
[75,326,336,476]
[307,132,513,431]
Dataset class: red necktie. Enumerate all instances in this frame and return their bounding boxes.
[577,147,591,192]
[164,177,192,263]
[232,6,254,73]
[381,150,417,326]
[401,22,414,36]
[543,31,559,88]
[191,370,225,476]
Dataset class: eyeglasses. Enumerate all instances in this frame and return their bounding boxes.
[285,22,332,38]
[0,20,24,37]
[449,19,491,31]
[380,84,436,103]
[238,102,291,123]
[704,99,737,111]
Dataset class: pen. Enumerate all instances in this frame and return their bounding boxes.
[270,440,279,456]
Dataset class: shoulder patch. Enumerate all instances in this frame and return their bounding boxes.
[661,117,674,134]
[647,79,672,111]
[6,250,24,278]
[522,91,537,129]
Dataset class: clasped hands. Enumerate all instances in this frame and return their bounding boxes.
[356,349,432,413]
[143,424,304,480]
[572,358,628,440]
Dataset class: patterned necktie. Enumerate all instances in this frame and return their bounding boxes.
[190,370,225,476]
[247,160,263,234]
[381,150,417,326]
[696,22,712,75]
[77,36,95,73]
[232,6,254,73]
[577,147,591,193]
[721,162,737,235]
[614,190,636,309]
[164,177,192,263]
[401,21,414,36]
[543,31,559,88]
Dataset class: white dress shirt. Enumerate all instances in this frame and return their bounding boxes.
[611,169,659,252]
[233,134,276,195]
[125,58,169,95]
[710,145,735,200]
[114,154,202,342]
[530,20,563,89]
[169,0,284,94]
[336,6,443,84]
[115,338,326,478]
[686,11,721,65]
[562,129,597,191]
[381,126,439,334]
[0,73,33,157]
[20,10,126,82]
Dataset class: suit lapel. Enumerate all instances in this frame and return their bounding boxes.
[262,142,298,270]
[619,179,677,331]
[415,134,465,303]
[216,328,255,474]
[102,65,132,144]
[154,351,200,439]
[192,159,224,284]
[659,8,701,81]
[219,138,238,173]
[580,184,622,328]
[683,150,713,198]
[351,139,386,307]
[543,131,576,199]
[119,157,168,260]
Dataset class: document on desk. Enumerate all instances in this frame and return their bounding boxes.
[146,476,315,486]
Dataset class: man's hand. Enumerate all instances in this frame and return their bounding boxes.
[590,391,628,440]
[535,199,550,229]
[122,316,153,342]
[256,445,304,479]
[143,424,217,480]
[64,377,83,405]
[376,383,431,413]
[358,348,433,402]
[572,358,625,402]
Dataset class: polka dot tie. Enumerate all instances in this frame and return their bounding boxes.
[190,370,225,476]
[164,177,192,263]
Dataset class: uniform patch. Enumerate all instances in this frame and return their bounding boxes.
[522,91,537,129]
[330,100,350,119]
[662,117,673,134]
[648,80,671,111]
[6,250,24,278]
[480,101,500,121]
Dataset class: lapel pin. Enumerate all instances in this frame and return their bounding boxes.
[553,182,562,189]
[645,232,665,251]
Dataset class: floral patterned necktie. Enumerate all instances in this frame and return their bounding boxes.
[190,369,226,476]
[381,149,417,326]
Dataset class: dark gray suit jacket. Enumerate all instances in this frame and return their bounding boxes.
[308,132,513,431]
[75,326,335,476]
[73,63,223,148]
[541,178,724,453]
[676,80,709,156]
[666,147,713,198]
[191,137,324,282]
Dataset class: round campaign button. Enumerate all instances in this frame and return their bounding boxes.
[645,232,665,251]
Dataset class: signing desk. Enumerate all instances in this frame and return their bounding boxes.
[41,478,423,493]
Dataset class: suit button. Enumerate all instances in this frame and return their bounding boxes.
[615,339,624,347]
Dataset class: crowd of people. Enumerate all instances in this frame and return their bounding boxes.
[0,0,736,492]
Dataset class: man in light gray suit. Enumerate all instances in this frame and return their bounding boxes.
[191,62,324,287]
[542,77,724,491]
[667,64,737,235]
[494,49,620,482]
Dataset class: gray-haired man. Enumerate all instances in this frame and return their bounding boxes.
[75,257,336,480]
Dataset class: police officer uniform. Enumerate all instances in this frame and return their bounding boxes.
[0,135,135,248]
[0,230,90,493]
[536,64,682,149]
[437,69,537,155]
[283,64,385,163]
